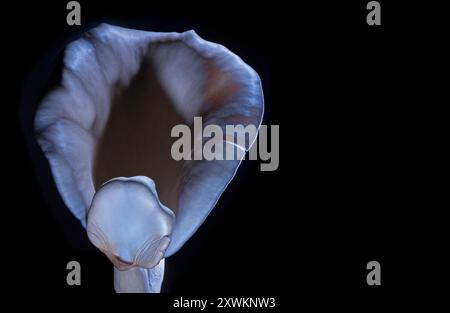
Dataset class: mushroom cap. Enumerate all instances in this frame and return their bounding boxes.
[34,23,264,257]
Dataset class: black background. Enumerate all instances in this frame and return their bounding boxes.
[4,0,444,310]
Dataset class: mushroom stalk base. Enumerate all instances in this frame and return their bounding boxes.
[114,258,165,293]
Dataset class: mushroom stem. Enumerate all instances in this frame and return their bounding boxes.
[86,176,174,293]
[114,259,165,293]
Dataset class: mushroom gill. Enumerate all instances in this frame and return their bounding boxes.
[34,23,264,293]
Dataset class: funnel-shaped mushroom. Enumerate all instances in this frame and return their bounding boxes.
[34,24,264,292]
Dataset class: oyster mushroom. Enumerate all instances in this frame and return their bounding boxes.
[34,23,264,293]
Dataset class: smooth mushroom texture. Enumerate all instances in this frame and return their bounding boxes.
[34,23,264,293]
